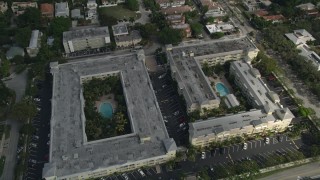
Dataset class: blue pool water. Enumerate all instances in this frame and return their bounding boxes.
[216,82,230,97]
[99,102,113,119]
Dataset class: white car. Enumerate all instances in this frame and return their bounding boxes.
[243,143,248,150]
[34,98,40,102]
[138,169,145,177]
[173,111,180,116]
[201,152,206,159]
[265,137,270,144]
[122,173,129,180]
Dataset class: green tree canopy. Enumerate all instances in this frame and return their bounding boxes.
[15,27,32,47]
[210,32,224,39]
[11,99,37,122]
[190,22,203,36]
[159,27,182,45]
[0,80,15,106]
[0,59,10,78]
[17,7,41,28]
[126,0,139,11]
[50,17,71,38]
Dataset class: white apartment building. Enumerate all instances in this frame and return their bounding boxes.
[189,61,294,147]
[43,51,177,179]
[26,30,42,57]
[62,26,111,53]
[166,37,259,113]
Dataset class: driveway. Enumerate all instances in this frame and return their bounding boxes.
[135,1,151,24]
[4,69,28,102]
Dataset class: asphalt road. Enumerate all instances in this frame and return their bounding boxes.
[259,161,320,180]
[24,72,52,180]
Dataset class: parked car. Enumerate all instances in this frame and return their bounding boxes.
[122,173,129,180]
[138,169,145,177]
[201,152,206,159]
[243,143,248,150]
[265,137,270,144]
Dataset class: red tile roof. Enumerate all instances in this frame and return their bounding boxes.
[254,10,269,17]
[40,3,54,14]
[262,14,285,21]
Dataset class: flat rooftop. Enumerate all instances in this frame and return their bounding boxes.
[63,26,110,42]
[189,107,293,139]
[231,61,281,113]
[44,51,175,178]
[170,37,257,59]
[112,24,129,36]
[167,44,219,109]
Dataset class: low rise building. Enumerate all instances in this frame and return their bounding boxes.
[100,0,125,7]
[205,23,235,34]
[71,9,83,19]
[6,47,25,60]
[85,8,97,20]
[155,0,185,9]
[243,0,259,11]
[63,26,111,53]
[296,3,315,11]
[189,61,294,147]
[11,2,38,16]
[114,30,142,47]
[166,14,185,25]
[285,29,315,45]
[296,44,320,71]
[26,30,42,57]
[112,24,129,36]
[0,1,8,13]
[43,51,177,179]
[199,0,226,18]
[40,3,54,19]
[55,2,69,17]
[262,14,285,23]
[161,5,192,15]
[171,23,192,37]
[87,0,98,9]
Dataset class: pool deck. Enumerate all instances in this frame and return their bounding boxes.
[95,94,118,113]
[208,74,233,95]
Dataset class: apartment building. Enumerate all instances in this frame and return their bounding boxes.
[43,51,177,179]
[11,2,38,16]
[189,61,294,147]
[114,30,142,47]
[62,26,111,53]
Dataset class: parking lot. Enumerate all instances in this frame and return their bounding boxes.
[149,68,189,147]
[23,73,52,180]
[102,167,159,180]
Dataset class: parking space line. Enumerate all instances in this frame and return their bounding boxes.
[236,145,239,151]
[291,140,299,149]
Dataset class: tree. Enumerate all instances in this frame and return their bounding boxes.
[201,5,209,14]
[222,15,230,22]
[17,7,41,28]
[0,80,15,106]
[205,17,215,24]
[129,17,135,24]
[99,11,118,26]
[15,27,32,47]
[50,17,71,38]
[0,59,10,78]
[126,0,139,11]
[210,32,224,39]
[159,27,182,45]
[113,112,127,133]
[11,99,37,122]
[190,22,203,36]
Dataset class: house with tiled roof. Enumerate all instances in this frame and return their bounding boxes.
[171,23,192,37]
[262,14,285,23]
[40,3,54,19]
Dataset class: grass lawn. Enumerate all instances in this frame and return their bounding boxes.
[99,5,141,20]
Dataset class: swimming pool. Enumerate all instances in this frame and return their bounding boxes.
[216,82,230,97]
[99,102,113,119]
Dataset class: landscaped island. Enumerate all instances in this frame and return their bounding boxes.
[82,76,131,141]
